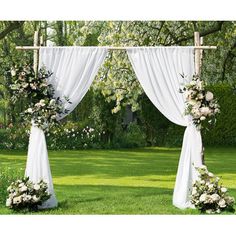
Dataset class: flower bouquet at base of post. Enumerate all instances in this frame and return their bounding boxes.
[6,177,51,211]
[191,165,235,214]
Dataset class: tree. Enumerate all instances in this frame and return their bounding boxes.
[77,21,236,113]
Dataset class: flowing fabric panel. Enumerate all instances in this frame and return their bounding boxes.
[127,47,202,209]
[25,47,108,208]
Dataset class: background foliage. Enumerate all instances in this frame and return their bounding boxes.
[0,21,236,149]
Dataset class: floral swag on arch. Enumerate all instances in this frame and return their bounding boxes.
[5,47,235,213]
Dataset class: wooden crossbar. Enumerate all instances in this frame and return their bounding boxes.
[15,45,217,50]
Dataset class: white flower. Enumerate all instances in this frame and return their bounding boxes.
[39,99,46,106]
[192,187,197,195]
[49,99,56,106]
[205,91,214,101]
[32,195,40,202]
[11,69,16,76]
[20,185,27,192]
[200,107,210,116]
[25,195,32,201]
[13,196,22,204]
[19,183,24,187]
[200,116,206,121]
[208,172,214,178]
[190,81,196,86]
[206,209,213,214]
[218,199,226,208]
[211,193,220,202]
[200,180,205,185]
[188,99,197,105]
[7,186,12,192]
[27,108,33,114]
[208,184,214,189]
[221,187,227,193]
[33,184,40,191]
[6,198,12,207]
[197,93,204,100]
[199,193,207,202]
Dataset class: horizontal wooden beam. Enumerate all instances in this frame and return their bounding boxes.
[16,45,217,50]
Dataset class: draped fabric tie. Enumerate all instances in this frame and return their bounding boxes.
[25,47,108,208]
[173,123,202,208]
[127,47,203,209]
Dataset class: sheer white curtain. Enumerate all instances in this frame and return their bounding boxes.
[127,47,202,209]
[25,47,108,208]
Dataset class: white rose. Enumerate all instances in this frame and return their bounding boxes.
[39,99,46,106]
[205,91,214,101]
[221,187,227,193]
[34,184,40,191]
[211,193,220,202]
[13,196,22,204]
[200,180,205,185]
[189,99,197,105]
[199,193,207,202]
[200,107,210,116]
[197,93,204,100]
[6,198,12,207]
[218,199,226,208]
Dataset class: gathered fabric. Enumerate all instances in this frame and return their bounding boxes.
[25,47,108,208]
[127,47,202,208]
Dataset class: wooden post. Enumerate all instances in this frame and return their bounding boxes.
[194,32,205,165]
[33,31,39,76]
[194,32,201,76]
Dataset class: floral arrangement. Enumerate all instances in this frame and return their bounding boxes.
[7,65,71,131]
[191,165,235,214]
[6,177,51,211]
[180,75,220,130]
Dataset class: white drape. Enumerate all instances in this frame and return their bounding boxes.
[25,47,108,208]
[127,47,202,209]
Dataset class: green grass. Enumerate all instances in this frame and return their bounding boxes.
[0,147,236,214]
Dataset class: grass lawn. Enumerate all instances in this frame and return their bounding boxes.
[0,147,236,214]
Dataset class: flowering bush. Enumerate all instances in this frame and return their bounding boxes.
[7,65,71,132]
[180,75,220,130]
[47,122,104,150]
[191,165,235,214]
[6,177,50,211]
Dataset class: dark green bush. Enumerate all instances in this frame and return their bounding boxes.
[202,84,236,146]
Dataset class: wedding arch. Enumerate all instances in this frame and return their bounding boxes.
[16,32,217,210]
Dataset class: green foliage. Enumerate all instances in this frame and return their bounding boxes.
[202,84,236,146]
[0,126,29,150]
[0,166,23,204]
[112,122,146,148]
